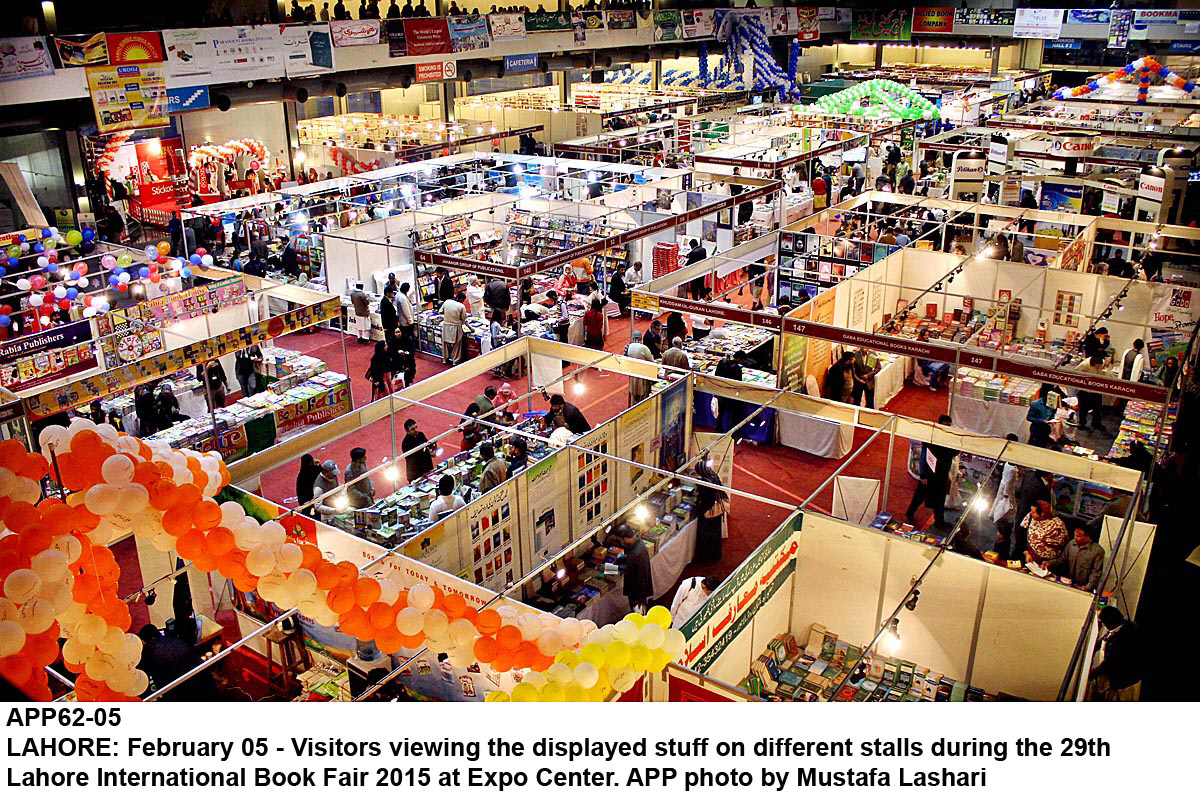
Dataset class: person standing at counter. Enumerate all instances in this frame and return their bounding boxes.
[618,525,652,614]
[296,454,320,517]
[583,298,606,349]
[1022,499,1069,566]
[366,342,394,400]
[197,360,228,409]
[507,437,529,476]
[436,266,455,303]
[350,283,372,343]
[642,320,664,359]
[345,447,375,509]
[312,460,344,523]
[1074,355,1108,434]
[1120,339,1148,382]
[402,418,435,482]
[851,350,878,409]
[661,337,690,371]
[693,461,729,565]
[396,282,416,344]
[665,310,688,346]
[465,276,485,315]
[905,414,958,531]
[479,442,508,493]
[626,331,655,405]
[1048,527,1105,592]
[484,276,511,322]
[545,393,591,433]
[670,575,720,626]
[134,384,161,438]
[440,291,468,364]
[428,475,466,522]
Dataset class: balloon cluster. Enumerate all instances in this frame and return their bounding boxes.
[327,146,382,177]
[93,132,134,180]
[187,139,269,171]
[811,79,939,121]
[3,417,677,704]
[489,607,683,702]
[2,228,99,329]
[700,13,803,101]
[1052,57,1198,105]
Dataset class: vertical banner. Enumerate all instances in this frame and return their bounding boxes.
[463,480,519,590]
[796,7,821,42]
[385,19,408,57]
[570,422,617,539]
[0,37,55,82]
[86,62,168,134]
[616,394,661,506]
[1108,9,1133,48]
[519,450,572,565]
[657,377,688,473]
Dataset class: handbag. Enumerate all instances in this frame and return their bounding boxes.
[704,498,729,519]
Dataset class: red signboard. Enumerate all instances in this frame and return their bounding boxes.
[403,19,453,55]
[415,61,449,82]
[105,32,165,65]
[912,7,956,34]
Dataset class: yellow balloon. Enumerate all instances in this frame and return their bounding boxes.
[646,604,672,629]
[649,649,672,672]
[604,641,631,669]
[485,690,510,702]
[540,682,565,702]
[554,649,580,668]
[629,645,652,672]
[564,684,587,702]
[623,613,646,628]
[588,681,612,701]
[580,642,606,667]
[511,682,538,702]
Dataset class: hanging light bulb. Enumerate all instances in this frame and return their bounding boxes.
[574,380,586,395]
[384,464,400,482]
[882,618,901,653]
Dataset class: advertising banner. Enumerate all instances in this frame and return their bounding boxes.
[0,37,55,82]
[851,8,913,41]
[487,13,527,40]
[448,15,490,52]
[569,422,616,540]
[86,62,168,134]
[1067,9,1111,25]
[403,19,453,55]
[1150,286,1200,331]
[52,33,108,67]
[524,10,572,32]
[580,10,605,30]
[606,10,637,30]
[171,26,285,83]
[0,321,98,393]
[657,377,687,472]
[385,19,408,57]
[682,9,715,39]
[1133,10,1180,25]
[105,32,165,65]
[280,23,334,77]
[796,7,821,42]
[616,394,660,506]
[768,7,799,36]
[1014,8,1064,39]
[330,19,382,46]
[654,10,684,41]
[463,481,519,590]
[1108,9,1134,47]
[911,7,955,34]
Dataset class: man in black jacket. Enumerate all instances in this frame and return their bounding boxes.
[483,277,511,321]
[545,394,591,433]
[905,414,958,531]
[1089,606,1142,700]
[436,267,455,302]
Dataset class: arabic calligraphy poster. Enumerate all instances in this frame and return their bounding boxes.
[0,37,55,83]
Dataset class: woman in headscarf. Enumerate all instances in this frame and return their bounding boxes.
[692,460,729,564]
[493,382,521,423]
[295,454,321,517]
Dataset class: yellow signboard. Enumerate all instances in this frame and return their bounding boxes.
[86,62,168,134]
[631,290,660,314]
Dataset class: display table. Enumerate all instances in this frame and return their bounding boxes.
[873,354,912,409]
[575,520,697,627]
[948,395,1030,441]
[777,410,854,459]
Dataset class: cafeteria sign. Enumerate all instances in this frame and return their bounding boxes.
[86,62,168,134]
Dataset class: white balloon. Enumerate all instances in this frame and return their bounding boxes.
[572,661,599,689]
[38,424,69,457]
[125,669,150,697]
[218,501,246,526]
[396,607,424,635]
[233,518,264,551]
[661,628,685,656]
[377,578,400,605]
[76,614,108,646]
[0,621,26,656]
[638,623,665,650]
[535,629,564,657]
[546,662,573,685]
[84,652,116,682]
[3,569,41,604]
[98,625,127,656]
[611,619,639,645]
[517,613,542,641]
[0,468,13,497]
[61,636,90,665]
[288,569,317,600]
[84,483,121,516]
[423,609,449,640]
[245,545,276,577]
[448,618,475,647]
[114,483,149,516]
[52,534,82,564]
[30,549,68,581]
[558,617,584,648]
[17,599,56,635]
[408,584,435,611]
[275,542,303,574]
[106,663,137,694]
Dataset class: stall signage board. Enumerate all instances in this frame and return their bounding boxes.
[1108,9,1134,47]
[850,9,913,42]
[1049,132,1097,158]
[631,291,660,314]
[275,379,352,435]
[1013,8,1064,39]
[1138,169,1166,203]
[86,62,168,134]
[25,297,342,417]
[911,7,955,34]
[987,135,1009,175]
[487,13,527,40]
[330,19,382,46]
[1133,10,1180,25]
[658,295,782,329]
[280,23,335,77]
[606,10,636,30]
[0,321,98,393]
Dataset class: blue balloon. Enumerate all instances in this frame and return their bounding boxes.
[138,266,150,278]
[6,258,16,269]
[182,268,192,279]
[66,288,78,300]
[70,270,81,280]
[33,243,44,254]
[190,254,202,265]
[0,267,5,278]
[109,274,120,287]
[17,235,26,243]
[40,227,51,238]
[47,262,58,273]
[0,315,9,328]
[82,228,95,241]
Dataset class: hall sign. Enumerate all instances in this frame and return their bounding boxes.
[1048,132,1097,158]
[780,318,1168,402]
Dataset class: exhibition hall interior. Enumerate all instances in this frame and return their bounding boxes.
[1,0,1198,705]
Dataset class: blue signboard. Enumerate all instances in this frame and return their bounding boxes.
[166,85,211,113]
[503,53,539,74]
[1045,38,1082,50]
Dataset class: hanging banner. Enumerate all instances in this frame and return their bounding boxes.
[0,321,98,393]
[52,33,108,68]
[1014,8,1064,40]
[851,8,913,41]
[1150,286,1200,331]
[403,19,453,55]
[1133,10,1180,25]
[105,32,165,65]
[654,10,684,41]
[580,10,605,30]
[330,19,382,46]
[769,7,799,36]
[1108,9,1134,48]
[1067,9,1111,25]
[385,19,408,57]
[523,11,572,33]
[796,7,820,42]
[657,377,687,473]
[503,53,539,74]
[86,62,168,135]
[280,23,334,77]
[487,13,527,40]
[606,10,637,30]
[166,84,211,113]
[912,7,955,34]
[680,9,714,39]
[0,37,55,82]
[448,15,490,52]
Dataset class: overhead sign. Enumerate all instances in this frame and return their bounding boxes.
[448,15,490,53]
[1138,167,1167,203]
[851,8,913,41]
[503,53,539,74]
[631,291,660,315]
[1108,9,1134,47]
[415,61,455,82]
[166,84,211,113]
[1066,9,1110,25]
[0,37,55,82]
[105,32,165,65]
[280,23,335,78]
[952,150,988,180]
[987,135,1010,175]
[403,19,452,55]
[487,12,527,40]
[1048,132,1097,158]
[796,7,821,41]
[911,7,955,34]
[1133,10,1180,26]
[86,62,168,134]
[330,19,382,46]
[1014,8,1064,39]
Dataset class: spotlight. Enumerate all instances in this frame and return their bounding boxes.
[972,496,989,513]
[882,617,901,652]
[574,380,586,395]
[334,494,349,510]
[384,465,400,482]
[634,504,650,521]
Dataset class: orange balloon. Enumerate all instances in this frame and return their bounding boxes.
[475,609,501,635]
[192,500,221,530]
[4,501,38,532]
[496,624,522,651]
[174,483,202,509]
[156,240,172,256]
[327,585,355,614]
[299,543,322,570]
[68,430,102,454]
[491,650,515,672]
[430,586,445,613]
[72,573,100,604]
[192,553,218,573]
[376,626,404,655]
[148,478,179,510]
[19,524,54,556]
[513,641,538,669]
[335,561,358,586]
[55,454,89,490]
[314,561,340,591]
[217,554,245,580]
[0,655,34,687]
[162,505,194,537]
[176,529,205,558]
[191,469,209,492]
[393,590,408,610]
[339,606,368,631]
[131,461,161,488]
[24,631,60,667]
[206,527,235,556]
[353,577,381,608]
[442,593,467,619]
[398,631,424,648]
[72,505,100,532]
[0,438,28,469]
[530,653,553,672]
[367,601,396,630]
[19,453,50,481]
[473,635,499,663]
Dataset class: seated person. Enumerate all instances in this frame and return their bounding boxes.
[428,474,466,521]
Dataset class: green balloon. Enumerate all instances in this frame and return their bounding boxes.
[116,253,133,268]
[65,229,83,246]
[6,245,20,259]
